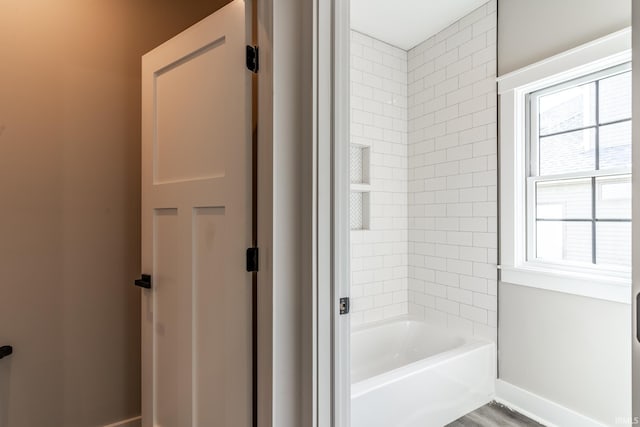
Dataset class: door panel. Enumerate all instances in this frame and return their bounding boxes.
[193,206,232,425]
[155,39,230,184]
[153,208,190,427]
[141,1,252,425]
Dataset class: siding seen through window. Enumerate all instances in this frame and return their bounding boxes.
[528,65,632,270]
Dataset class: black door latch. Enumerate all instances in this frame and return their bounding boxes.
[340,297,350,315]
[134,274,152,289]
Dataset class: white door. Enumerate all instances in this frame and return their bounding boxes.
[140,1,253,426]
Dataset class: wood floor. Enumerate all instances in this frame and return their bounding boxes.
[446,402,545,427]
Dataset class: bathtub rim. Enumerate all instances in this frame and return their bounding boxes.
[351,316,495,398]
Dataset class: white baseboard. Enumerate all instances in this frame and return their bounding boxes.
[495,380,606,427]
[102,416,142,427]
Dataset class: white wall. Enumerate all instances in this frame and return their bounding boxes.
[499,284,631,424]
[498,0,630,75]
[406,1,498,341]
[350,31,409,325]
[497,0,632,424]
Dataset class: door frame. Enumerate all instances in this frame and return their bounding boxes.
[329,0,351,425]
[256,0,318,424]
[632,0,640,421]
[315,0,351,425]
[255,0,332,425]
[255,0,350,424]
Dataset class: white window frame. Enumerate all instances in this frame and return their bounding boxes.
[498,28,632,304]
[527,63,632,273]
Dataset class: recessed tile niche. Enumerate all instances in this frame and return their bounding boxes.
[350,144,371,230]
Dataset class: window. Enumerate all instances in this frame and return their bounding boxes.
[499,29,631,302]
[527,64,631,272]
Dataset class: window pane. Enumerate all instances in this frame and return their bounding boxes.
[596,175,631,219]
[596,222,631,267]
[539,83,596,136]
[599,121,631,170]
[536,179,592,219]
[536,221,592,263]
[539,129,596,176]
[599,71,631,124]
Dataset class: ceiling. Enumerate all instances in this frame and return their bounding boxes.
[351,0,490,50]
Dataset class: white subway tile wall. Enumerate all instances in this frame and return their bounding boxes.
[408,1,497,341]
[349,1,497,341]
[350,31,409,326]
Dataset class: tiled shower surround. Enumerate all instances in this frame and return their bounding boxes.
[350,31,409,325]
[351,1,497,341]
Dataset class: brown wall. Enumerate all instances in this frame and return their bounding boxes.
[0,1,231,426]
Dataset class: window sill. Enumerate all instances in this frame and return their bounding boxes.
[500,265,631,304]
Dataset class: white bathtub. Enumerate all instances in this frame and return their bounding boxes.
[351,318,496,427]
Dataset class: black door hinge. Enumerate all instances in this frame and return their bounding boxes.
[246,45,259,73]
[339,297,350,315]
[246,247,259,272]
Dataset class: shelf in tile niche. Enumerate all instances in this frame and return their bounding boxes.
[350,144,370,185]
[350,190,370,231]
[350,183,371,193]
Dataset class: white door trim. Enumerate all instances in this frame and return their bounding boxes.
[330,0,351,425]
[255,0,348,424]
[631,0,640,421]
[316,0,332,424]
[315,0,351,425]
[257,0,318,425]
